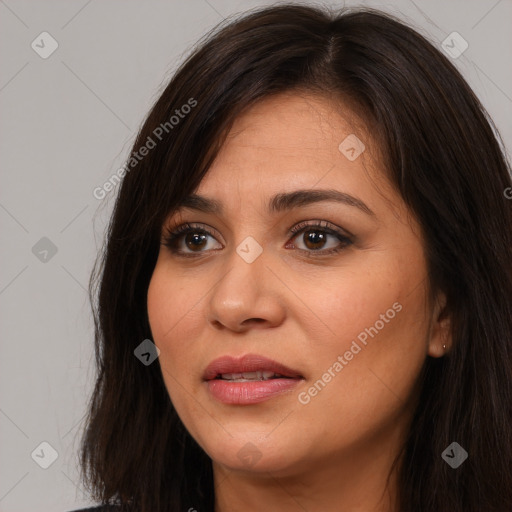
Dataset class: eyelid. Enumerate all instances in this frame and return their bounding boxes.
[164,219,351,239]
[287,219,354,238]
[163,222,224,242]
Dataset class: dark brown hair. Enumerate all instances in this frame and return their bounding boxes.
[78,4,512,511]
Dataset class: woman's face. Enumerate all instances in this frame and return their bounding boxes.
[147,91,448,477]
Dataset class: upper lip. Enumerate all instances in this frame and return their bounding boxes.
[203,353,303,381]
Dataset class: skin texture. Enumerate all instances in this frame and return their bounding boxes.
[147,91,451,512]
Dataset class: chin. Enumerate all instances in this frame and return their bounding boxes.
[203,435,301,475]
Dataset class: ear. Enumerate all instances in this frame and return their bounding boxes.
[427,291,452,358]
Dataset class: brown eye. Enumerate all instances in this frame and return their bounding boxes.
[302,230,328,250]
[184,232,208,251]
[162,223,222,256]
[287,221,353,256]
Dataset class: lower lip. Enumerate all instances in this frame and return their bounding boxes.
[205,378,302,405]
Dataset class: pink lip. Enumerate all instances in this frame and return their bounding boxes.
[203,353,302,381]
[203,353,304,405]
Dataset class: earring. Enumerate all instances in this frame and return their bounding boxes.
[442,344,447,350]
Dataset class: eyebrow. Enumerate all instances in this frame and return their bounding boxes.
[175,189,375,217]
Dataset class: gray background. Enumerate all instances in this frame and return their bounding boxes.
[0,0,510,510]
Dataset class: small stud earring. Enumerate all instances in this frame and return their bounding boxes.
[442,344,446,350]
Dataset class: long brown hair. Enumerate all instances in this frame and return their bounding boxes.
[78,4,512,511]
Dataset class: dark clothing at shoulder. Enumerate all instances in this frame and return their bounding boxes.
[68,506,122,512]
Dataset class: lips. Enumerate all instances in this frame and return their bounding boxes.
[203,354,304,405]
[203,353,303,381]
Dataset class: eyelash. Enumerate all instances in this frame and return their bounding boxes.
[162,220,353,259]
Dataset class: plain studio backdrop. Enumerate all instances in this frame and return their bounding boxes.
[0,0,511,511]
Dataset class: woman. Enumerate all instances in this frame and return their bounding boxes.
[71,4,512,511]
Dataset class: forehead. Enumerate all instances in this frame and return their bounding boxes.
[194,91,387,200]
[223,91,368,155]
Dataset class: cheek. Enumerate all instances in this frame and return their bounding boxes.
[290,266,401,353]
[147,265,204,416]
[147,263,203,367]
[291,264,428,414]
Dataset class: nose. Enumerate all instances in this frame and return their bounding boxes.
[206,244,286,333]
